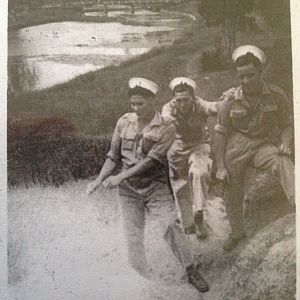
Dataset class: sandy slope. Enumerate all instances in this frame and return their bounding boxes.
[8,180,230,300]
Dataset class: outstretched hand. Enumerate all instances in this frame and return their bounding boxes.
[86,180,101,195]
[103,175,123,189]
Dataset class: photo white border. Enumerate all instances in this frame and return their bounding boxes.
[1,0,299,298]
[0,0,8,297]
[291,0,300,299]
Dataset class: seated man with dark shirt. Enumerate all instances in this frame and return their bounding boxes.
[214,45,295,251]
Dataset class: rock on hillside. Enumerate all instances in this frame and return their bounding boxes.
[206,213,296,300]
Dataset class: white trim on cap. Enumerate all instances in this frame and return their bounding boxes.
[232,45,266,64]
[169,77,197,92]
[128,77,159,95]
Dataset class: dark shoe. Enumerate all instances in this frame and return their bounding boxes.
[223,234,246,251]
[184,224,196,235]
[186,264,209,293]
[194,210,207,239]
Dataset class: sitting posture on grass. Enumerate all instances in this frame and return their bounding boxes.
[87,77,209,293]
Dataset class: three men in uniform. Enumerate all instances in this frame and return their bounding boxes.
[87,44,295,293]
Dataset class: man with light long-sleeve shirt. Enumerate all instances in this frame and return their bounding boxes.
[162,77,222,239]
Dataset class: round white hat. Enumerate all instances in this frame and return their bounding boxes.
[232,45,266,64]
[169,77,197,92]
[128,77,159,95]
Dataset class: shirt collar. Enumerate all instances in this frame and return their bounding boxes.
[127,111,162,127]
[235,81,270,107]
[172,97,197,118]
[148,111,163,127]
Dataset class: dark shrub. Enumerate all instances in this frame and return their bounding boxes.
[8,116,111,187]
[201,47,228,71]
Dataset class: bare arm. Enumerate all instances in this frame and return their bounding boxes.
[279,124,294,155]
[196,88,235,115]
[278,91,294,156]
[214,131,226,170]
[213,93,234,184]
[86,158,118,194]
[87,117,122,194]
[214,131,230,184]
[93,157,118,184]
[103,157,159,188]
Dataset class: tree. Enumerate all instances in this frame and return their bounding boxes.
[199,0,255,56]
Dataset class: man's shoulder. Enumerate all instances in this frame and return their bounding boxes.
[116,112,136,127]
[266,83,286,97]
[119,112,135,121]
[159,118,176,136]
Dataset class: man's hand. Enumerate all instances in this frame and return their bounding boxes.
[278,143,292,156]
[103,175,123,189]
[86,180,101,195]
[216,167,230,185]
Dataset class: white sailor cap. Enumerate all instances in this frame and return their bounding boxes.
[128,77,159,95]
[232,45,266,64]
[169,77,197,92]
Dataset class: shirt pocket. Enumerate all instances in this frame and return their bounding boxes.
[262,104,278,113]
[142,131,160,154]
[260,104,278,125]
[230,109,248,119]
[121,132,136,151]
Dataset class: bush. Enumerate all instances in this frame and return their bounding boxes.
[8,135,111,187]
[201,47,228,71]
[8,116,111,187]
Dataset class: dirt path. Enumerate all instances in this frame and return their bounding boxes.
[8,180,231,300]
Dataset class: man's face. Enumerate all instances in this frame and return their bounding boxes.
[174,91,194,115]
[130,95,155,120]
[236,63,262,96]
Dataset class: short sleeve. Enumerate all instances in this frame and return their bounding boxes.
[161,100,176,118]
[214,99,233,135]
[147,124,176,164]
[107,118,122,163]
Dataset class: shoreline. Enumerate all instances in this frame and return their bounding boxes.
[8,3,194,31]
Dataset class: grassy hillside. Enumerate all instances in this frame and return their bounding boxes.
[8,7,293,136]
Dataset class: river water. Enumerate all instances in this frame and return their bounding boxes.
[8,10,192,93]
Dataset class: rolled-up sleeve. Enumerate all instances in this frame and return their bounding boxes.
[161,100,176,119]
[147,124,176,165]
[214,99,232,136]
[196,97,218,115]
[107,119,122,163]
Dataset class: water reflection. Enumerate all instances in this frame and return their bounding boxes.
[8,13,188,94]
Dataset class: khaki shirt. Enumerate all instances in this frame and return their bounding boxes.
[107,111,176,194]
[215,82,293,142]
[161,96,218,145]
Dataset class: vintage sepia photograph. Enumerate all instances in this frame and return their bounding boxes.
[6,0,296,299]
